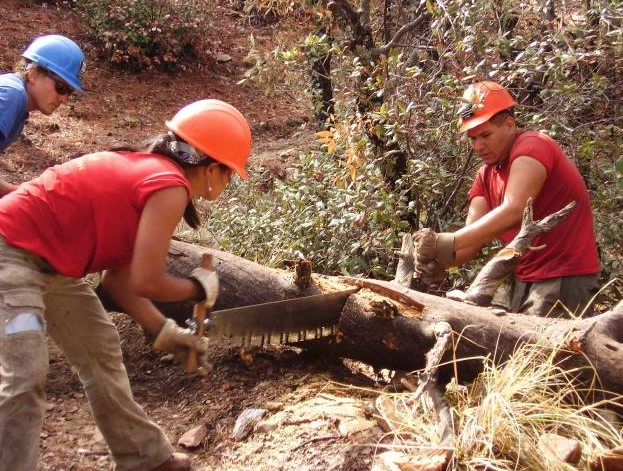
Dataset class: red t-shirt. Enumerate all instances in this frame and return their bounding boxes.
[0,151,191,278]
[468,131,599,282]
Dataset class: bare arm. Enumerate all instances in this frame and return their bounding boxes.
[455,196,489,265]
[101,186,202,334]
[454,156,547,252]
[0,177,18,197]
[101,265,167,334]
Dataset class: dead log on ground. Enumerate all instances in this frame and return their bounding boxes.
[96,200,623,395]
[96,238,623,395]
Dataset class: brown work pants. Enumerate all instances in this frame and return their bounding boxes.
[0,236,173,471]
[492,273,600,317]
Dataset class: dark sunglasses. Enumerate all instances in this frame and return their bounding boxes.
[42,69,74,96]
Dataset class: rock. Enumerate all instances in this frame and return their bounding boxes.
[177,424,208,449]
[372,451,408,471]
[216,53,232,63]
[372,449,450,471]
[264,401,284,411]
[337,417,377,436]
[538,433,582,464]
[232,409,266,441]
[491,308,508,316]
[589,446,623,471]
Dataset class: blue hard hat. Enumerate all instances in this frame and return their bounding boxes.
[22,35,86,93]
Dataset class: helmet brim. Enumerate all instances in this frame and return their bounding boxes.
[227,162,249,180]
[166,120,249,180]
[459,111,497,134]
[23,53,84,93]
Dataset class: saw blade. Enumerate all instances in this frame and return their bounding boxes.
[207,288,358,344]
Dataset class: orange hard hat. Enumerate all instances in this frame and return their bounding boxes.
[458,81,517,133]
[166,99,251,179]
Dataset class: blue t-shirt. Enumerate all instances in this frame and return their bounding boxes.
[0,73,29,154]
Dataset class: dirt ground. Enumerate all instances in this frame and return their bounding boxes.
[1,1,391,470]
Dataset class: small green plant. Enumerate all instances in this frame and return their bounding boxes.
[75,0,205,71]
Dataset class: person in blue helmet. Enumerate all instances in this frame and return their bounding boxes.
[0,34,86,197]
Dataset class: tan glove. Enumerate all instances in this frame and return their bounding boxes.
[413,229,456,286]
[435,232,456,267]
[189,267,219,308]
[153,318,212,376]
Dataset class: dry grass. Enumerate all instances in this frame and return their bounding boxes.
[371,337,623,470]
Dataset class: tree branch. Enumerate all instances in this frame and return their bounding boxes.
[371,13,428,57]
[462,199,576,306]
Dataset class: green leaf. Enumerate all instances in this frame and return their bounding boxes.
[616,157,623,189]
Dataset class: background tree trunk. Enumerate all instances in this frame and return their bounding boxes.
[305,27,335,129]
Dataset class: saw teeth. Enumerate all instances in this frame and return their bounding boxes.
[222,325,340,347]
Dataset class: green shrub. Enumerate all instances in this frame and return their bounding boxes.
[183,144,412,279]
[74,0,205,71]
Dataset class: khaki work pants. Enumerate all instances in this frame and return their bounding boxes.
[492,273,600,317]
[0,236,173,471]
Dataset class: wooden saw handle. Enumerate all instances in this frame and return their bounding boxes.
[187,253,213,372]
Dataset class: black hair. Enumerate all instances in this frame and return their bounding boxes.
[110,133,223,229]
[490,108,515,125]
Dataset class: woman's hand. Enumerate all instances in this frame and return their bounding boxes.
[153,318,212,376]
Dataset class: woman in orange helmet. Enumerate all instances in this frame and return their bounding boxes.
[416,81,599,317]
[0,99,251,471]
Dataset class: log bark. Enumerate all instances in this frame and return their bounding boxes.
[96,238,623,396]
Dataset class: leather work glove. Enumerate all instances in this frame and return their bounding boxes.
[413,229,456,286]
[153,318,213,376]
[189,267,219,308]
[434,232,456,267]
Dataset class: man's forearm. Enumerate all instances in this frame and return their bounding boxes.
[455,203,522,251]
[455,246,483,266]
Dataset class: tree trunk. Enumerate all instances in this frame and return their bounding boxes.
[305,27,335,129]
[97,239,623,395]
[544,0,555,21]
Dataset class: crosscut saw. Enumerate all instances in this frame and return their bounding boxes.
[187,288,359,346]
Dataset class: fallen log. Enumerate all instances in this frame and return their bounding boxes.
[95,199,623,396]
[96,238,623,395]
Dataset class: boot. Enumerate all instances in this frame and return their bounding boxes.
[150,453,191,471]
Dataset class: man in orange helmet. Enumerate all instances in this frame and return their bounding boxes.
[416,81,600,316]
